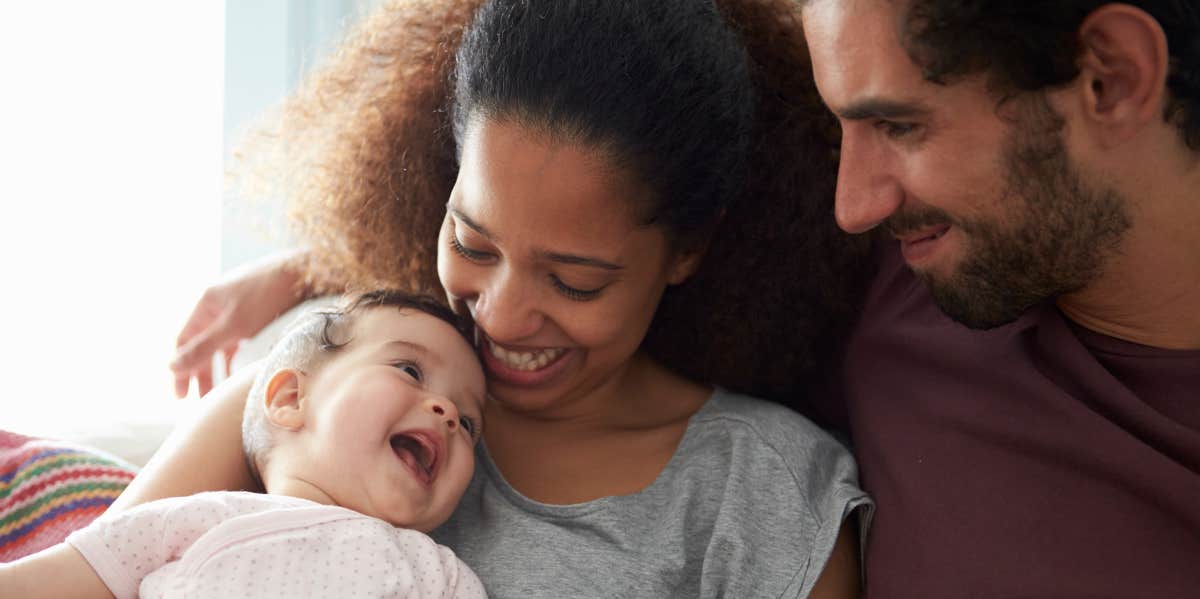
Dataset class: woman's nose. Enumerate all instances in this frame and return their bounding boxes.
[834,130,904,234]
[424,396,460,431]
[472,268,544,342]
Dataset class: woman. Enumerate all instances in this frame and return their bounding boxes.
[139,0,873,596]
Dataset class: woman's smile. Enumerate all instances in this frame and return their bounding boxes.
[478,333,574,387]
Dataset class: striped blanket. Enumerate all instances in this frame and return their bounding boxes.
[0,430,137,561]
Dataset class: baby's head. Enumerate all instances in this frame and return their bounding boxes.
[243,290,485,532]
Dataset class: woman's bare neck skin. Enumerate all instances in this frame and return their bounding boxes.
[482,352,710,504]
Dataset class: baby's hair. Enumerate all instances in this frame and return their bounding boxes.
[241,289,473,485]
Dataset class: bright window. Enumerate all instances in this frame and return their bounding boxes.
[0,4,225,440]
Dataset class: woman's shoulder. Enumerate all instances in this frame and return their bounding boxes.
[693,389,852,458]
[680,389,869,519]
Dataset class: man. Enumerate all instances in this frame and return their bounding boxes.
[799,1,1200,596]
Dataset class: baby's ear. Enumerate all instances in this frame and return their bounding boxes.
[264,368,307,430]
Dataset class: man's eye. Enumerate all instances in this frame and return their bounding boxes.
[878,120,918,139]
[393,361,422,381]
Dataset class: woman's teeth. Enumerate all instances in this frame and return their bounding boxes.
[489,342,564,371]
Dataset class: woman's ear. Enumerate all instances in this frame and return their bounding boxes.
[666,249,705,285]
[263,368,307,430]
[1074,4,1169,144]
[666,210,724,285]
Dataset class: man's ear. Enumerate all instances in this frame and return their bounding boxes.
[263,368,307,431]
[1074,4,1169,143]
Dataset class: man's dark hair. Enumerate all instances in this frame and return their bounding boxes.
[900,1,1200,149]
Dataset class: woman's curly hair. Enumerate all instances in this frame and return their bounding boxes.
[902,0,1200,150]
[232,0,871,409]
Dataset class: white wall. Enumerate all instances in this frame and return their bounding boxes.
[221,0,383,271]
[0,3,226,445]
[0,0,384,461]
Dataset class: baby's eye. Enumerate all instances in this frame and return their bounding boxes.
[393,361,422,381]
[458,415,477,438]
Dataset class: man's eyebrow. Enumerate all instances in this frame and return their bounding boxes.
[835,98,932,121]
[449,206,624,271]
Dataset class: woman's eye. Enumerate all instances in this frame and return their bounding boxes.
[393,361,422,381]
[449,236,491,262]
[551,275,604,301]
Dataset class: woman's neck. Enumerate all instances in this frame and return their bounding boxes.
[481,352,711,504]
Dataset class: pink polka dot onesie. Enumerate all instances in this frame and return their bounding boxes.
[66,491,485,598]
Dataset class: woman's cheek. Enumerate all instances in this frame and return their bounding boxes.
[435,223,467,305]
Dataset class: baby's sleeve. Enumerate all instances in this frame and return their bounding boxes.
[371,527,487,598]
[64,494,231,599]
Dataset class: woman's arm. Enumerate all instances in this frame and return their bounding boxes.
[108,364,261,513]
[808,518,862,599]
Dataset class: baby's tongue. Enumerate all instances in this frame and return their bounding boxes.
[390,435,430,478]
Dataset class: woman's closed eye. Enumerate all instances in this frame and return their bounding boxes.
[550,275,605,301]
[449,236,492,262]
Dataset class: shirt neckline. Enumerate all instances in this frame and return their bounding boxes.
[475,388,723,518]
[1063,315,1200,360]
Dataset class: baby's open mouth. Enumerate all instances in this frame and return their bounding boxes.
[390,432,437,485]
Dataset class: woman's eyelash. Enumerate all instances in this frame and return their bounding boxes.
[449,236,489,261]
[551,276,604,301]
[392,360,423,381]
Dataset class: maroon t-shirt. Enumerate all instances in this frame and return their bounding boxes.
[828,244,1200,598]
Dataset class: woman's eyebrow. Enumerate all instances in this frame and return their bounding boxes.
[450,207,493,239]
[536,250,623,271]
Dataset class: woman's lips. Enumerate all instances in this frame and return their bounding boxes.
[478,336,572,387]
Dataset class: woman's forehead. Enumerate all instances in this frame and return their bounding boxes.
[452,119,659,250]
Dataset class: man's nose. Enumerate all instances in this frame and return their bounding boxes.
[834,130,903,234]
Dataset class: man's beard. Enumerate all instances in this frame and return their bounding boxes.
[889,96,1132,329]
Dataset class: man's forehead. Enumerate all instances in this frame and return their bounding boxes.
[801,0,905,66]
[801,0,928,112]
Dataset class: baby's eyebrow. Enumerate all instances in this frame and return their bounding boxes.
[382,339,441,365]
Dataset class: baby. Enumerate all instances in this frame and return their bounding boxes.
[0,290,487,598]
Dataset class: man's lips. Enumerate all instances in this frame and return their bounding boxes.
[389,429,443,486]
[893,223,951,245]
[894,224,953,265]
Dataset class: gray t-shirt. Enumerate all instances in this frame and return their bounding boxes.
[432,389,872,598]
